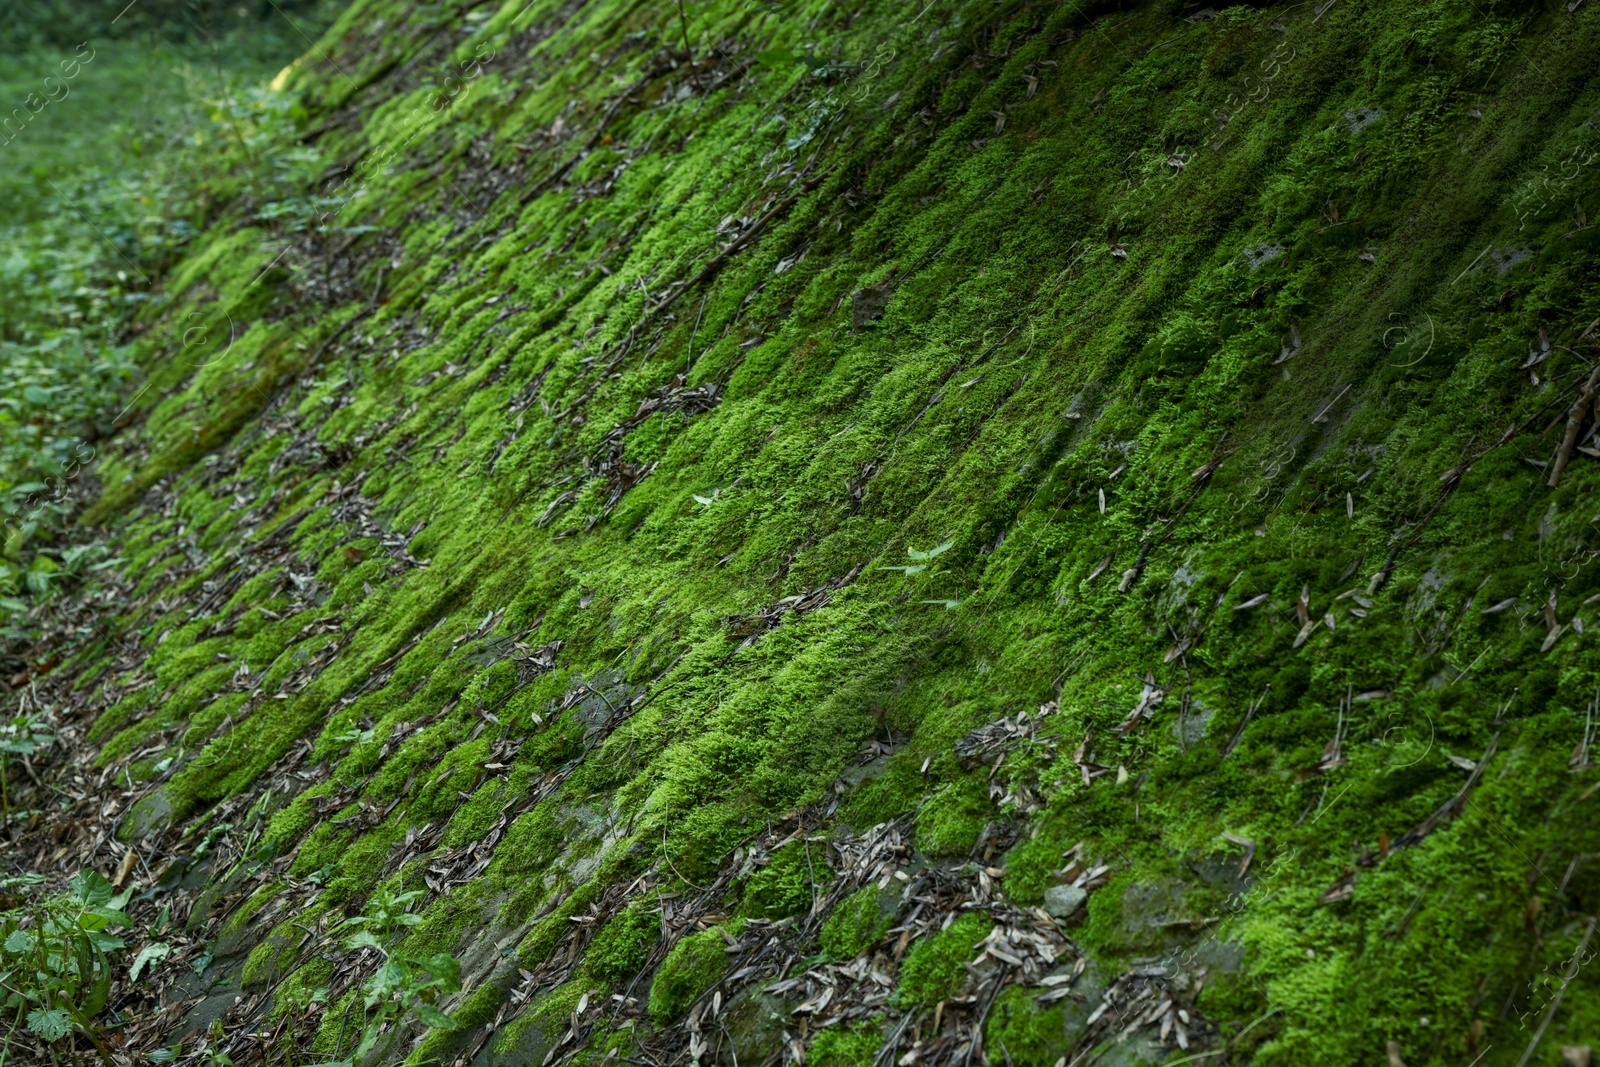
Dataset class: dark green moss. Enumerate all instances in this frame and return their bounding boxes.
[820,885,895,960]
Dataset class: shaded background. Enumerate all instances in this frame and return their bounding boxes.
[0,0,337,632]
[0,0,333,52]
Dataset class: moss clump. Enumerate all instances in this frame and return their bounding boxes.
[820,885,895,960]
[647,925,735,1022]
[808,1023,882,1067]
[914,778,991,857]
[896,913,990,1009]
[240,921,302,989]
[744,840,833,919]
[271,959,333,1017]
[582,898,660,986]
[982,986,1068,1067]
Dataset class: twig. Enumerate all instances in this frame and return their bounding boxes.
[1550,359,1600,486]
[1513,914,1596,1067]
[1223,685,1270,757]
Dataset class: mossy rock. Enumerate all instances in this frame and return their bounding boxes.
[711,988,794,1067]
[583,898,660,986]
[495,981,590,1065]
[21,0,1600,1063]
[744,839,834,919]
[120,787,175,841]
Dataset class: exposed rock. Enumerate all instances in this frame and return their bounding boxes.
[1043,884,1087,919]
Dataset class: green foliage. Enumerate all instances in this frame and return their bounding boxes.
[0,871,133,1060]
[200,1020,237,1066]
[323,886,461,1064]
[0,710,52,823]
[0,0,336,53]
[0,23,325,641]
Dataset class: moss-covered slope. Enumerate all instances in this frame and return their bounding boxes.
[14,0,1600,1063]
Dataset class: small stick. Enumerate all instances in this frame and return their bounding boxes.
[1513,915,1596,1067]
[1224,685,1270,757]
[1549,360,1600,487]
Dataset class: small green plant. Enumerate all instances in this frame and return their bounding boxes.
[0,870,133,1065]
[198,1020,234,1066]
[309,886,460,1067]
[0,711,52,824]
[877,539,961,608]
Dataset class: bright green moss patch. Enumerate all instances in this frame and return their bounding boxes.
[648,924,738,1022]
[808,1024,882,1067]
[743,839,833,919]
[982,986,1069,1067]
[914,778,992,858]
[582,898,660,987]
[820,885,895,960]
[896,914,990,1009]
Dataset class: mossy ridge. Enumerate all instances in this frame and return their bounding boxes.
[17,0,1600,1064]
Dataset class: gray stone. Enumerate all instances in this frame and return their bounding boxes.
[851,282,895,329]
[120,787,174,841]
[1043,884,1087,919]
[1172,698,1214,745]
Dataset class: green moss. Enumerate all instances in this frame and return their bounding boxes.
[914,777,992,858]
[517,880,603,967]
[220,882,283,943]
[462,658,520,711]
[743,839,833,919]
[407,979,501,1065]
[896,913,990,1009]
[647,923,738,1022]
[820,885,895,960]
[582,898,660,987]
[982,986,1069,1067]
[494,980,590,1061]
[37,1,1600,1063]
[270,959,333,1017]
[808,1024,882,1067]
[240,918,303,989]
